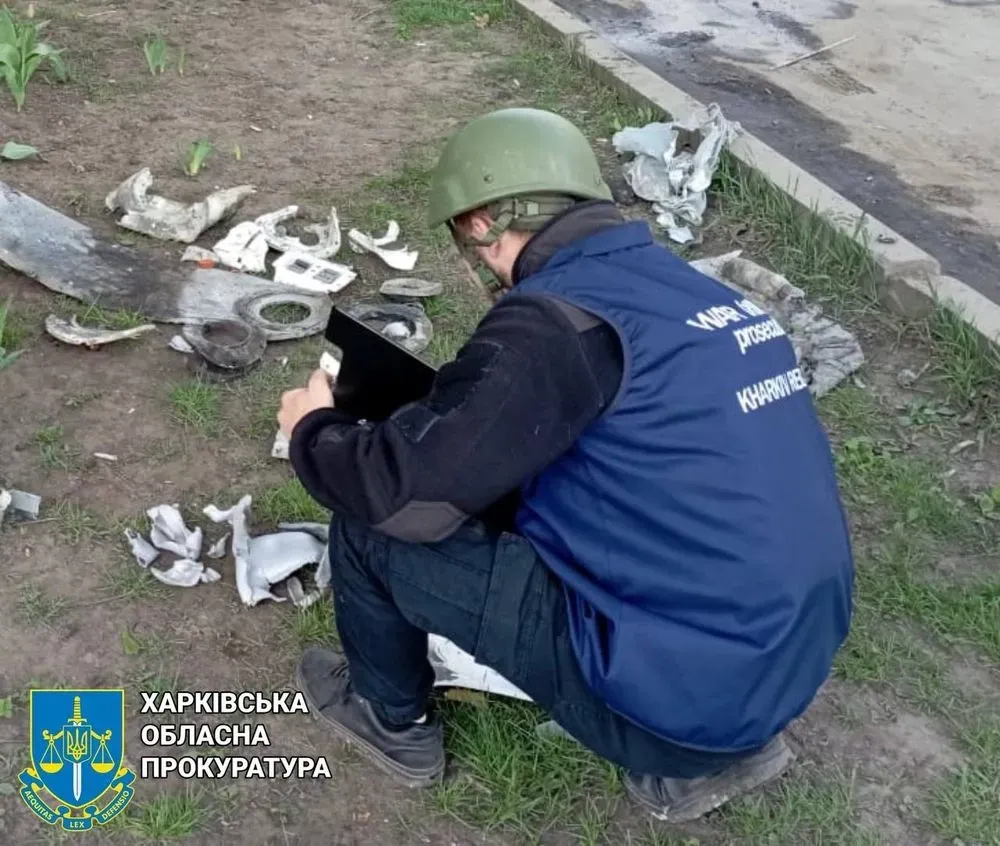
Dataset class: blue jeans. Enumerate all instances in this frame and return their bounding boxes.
[328,515,752,778]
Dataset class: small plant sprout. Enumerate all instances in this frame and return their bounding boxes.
[1,140,38,160]
[177,47,185,76]
[143,37,169,75]
[184,139,213,177]
[0,5,68,111]
[0,296,23,370]
[233,143,242,161]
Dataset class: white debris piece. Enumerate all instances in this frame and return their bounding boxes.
[256,205,342,259]
[286,575,323,609]
[319,351,341,379]
[272,251,356,294]
[428,634,532,701]
[105,168,255,244]
[206,533,230,559]
[124,528,160,567]
[213,221,269,274]
[248,531,326,585]
[347,221,418,271]
[94,452,118,462]
[147,504,203,560]
[315,545,331,589]
[204,495,270,605]
[613,103,739,243]
[690,251,865,397]
[168,334,195,354]
[0,488,41,522]
[380,277,443,299]
[149,558,220,588]
[181,245,219,264]
[45,314,156,348]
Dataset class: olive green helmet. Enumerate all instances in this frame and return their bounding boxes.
[427,108,612,240]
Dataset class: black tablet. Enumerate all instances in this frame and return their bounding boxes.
[323,306,438,421]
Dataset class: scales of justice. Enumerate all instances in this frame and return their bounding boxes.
[39,695,115,802]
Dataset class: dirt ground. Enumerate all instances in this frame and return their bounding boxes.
[2,1,1000,845]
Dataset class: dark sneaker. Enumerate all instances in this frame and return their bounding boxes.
[625,734,794,823]
[296,646,445,788]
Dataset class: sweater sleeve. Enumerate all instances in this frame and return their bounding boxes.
[288,293,617,542]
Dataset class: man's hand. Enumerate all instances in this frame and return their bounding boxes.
[278,369,334,437]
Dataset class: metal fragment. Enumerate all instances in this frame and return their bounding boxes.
[124,528,160,567]
[213,221,270,274]
[347,221,418,271]
[147,504,203,560]
[182,319,267,372]
[45,314,156,348]
[206,533,229,559]
[256,205,342,259]
[344,302,432,354]
[149,558,220,588]
[379,277,443,299]
[105,168,255,243]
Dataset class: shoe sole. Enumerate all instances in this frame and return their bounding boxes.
[626,737,795,823]
[295,662,445,789]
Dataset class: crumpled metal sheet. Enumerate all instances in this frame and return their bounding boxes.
[105,168,255,244]
[613,104,739,244]
[0,488,41,524]
[427,634,531,700]
[0,181,330,342]
[257,205,342,259]
[348,221,418,271]
[690,250,865,397]
[147,504,203,559]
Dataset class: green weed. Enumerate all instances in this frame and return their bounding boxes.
[0,5,67,111]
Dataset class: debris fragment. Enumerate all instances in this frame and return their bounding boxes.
[168,334,195,354]
[212,221,269,274]
[690,251,864,397]
[271,430,290,460]
[286,575,323,609]
[45,314,156,348]
[379,277,443,299]
[256,205,342,259]
[182,318,267,372]
[206,533,229,559]
[204,495,271,606]
[1,181,331,343]
[319,351,341,379]
[181,245,219,264]
[149,558,220,588]
[769,35,856,71]
[1,488,41,525]
[272,251,356,294]
[428,634,531,700]
[105,168,255,243]
[613,104,739,243]
[147,504,203,560]
[347,221,418,271]
[345,302,432,354]
[94,452,118,462]
[124,528,160,567]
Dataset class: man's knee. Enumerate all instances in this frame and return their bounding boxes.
[328,514,385,589]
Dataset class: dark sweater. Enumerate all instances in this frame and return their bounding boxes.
[289,201,624,542]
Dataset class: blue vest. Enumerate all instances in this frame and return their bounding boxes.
[511,222,854,752]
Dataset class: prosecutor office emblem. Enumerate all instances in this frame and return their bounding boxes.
[19,689,136,831]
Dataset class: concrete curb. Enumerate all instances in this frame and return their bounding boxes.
[511,0,1000,346]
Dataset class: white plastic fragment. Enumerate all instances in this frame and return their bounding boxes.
[379,277,443,299]
[149,558,220,588]
[0,490,11,526]
[271,430,290,461]
[272,251,356,294]
[168,334,195,354]
[428,634,532,701]
[206,533,229,559]
[181,245,219,264]
[212,221,269,274]
[256,205,343,259]
[689,251,864,397]
[315,545,331,589]
[105,167,256,244]
[248,531,326,585]
[124,528,160,567]
[94,452,118,462]
[147,504,203,560]
[347,222,419,271]
[612,104,739,243]
[45,314,156,348]
[204,495,278,606]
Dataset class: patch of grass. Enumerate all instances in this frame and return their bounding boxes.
[432,699,619,838]
[135,671,183,699]
[0,296,26,369]
[391,0,508,38]
[260,302,311,324]
[34,424,73,469]
[184,138,214,177]
[254,478,329,525]
[922,304,1000,427]
[283,599,338,648]
[69,300,150,330]
[18,585,67,627]
[121,628,170,659]
[817,384,889,441]
[928,721,1000,845]
[835,436,968,540]
[125,788,212,839]
[169,380,221,436]
[421,293,486,364]
[54,500,105,544]
[143,36,169,74]
[719,769,882,845]
[102,557,166,601]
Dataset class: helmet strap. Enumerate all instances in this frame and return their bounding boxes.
[470,195,578,246]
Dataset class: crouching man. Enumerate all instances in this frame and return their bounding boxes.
[277,108,854,822]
